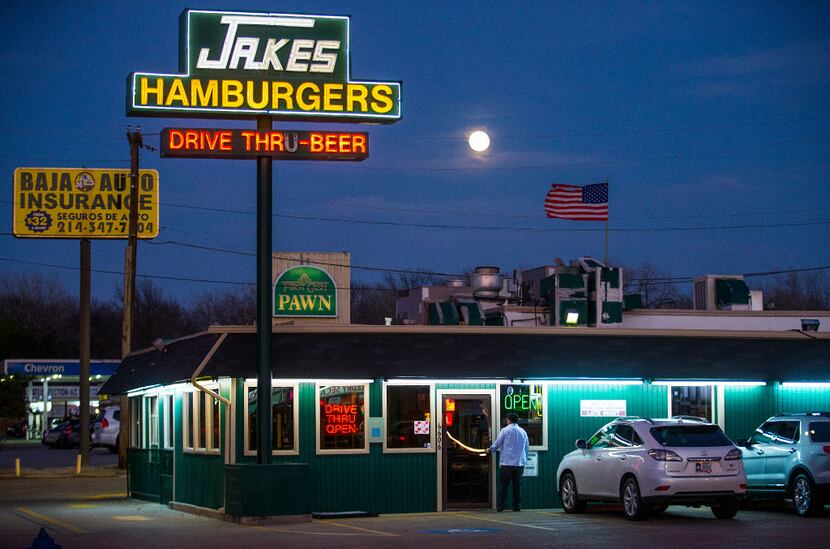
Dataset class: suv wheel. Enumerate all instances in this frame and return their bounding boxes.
[711,497,738,519]
[560,473,586,513]
[792,473,822,517]
[621,477,646,521]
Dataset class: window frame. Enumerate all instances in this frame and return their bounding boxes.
[163,392,174,450]
[128,396,142,448]
[496,382,548,451]
[316,382,370,455]
[242,380,300,457]
[182,386,221,455]
[382,381,435,454]
[666,384,715,424]
[144,394,159,449]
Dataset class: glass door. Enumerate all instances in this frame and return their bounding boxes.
[440,394,492,509]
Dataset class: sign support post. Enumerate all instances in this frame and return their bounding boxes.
[79,238,91,466]
[256,116,273,464]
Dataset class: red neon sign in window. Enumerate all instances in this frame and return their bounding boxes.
[323,403,359,435]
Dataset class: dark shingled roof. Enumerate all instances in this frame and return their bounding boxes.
[100,327,830,394]
[100,332,222,395]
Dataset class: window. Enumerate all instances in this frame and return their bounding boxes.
[587,425,614,449]
[670,385,712,421]
[128,396,141,448]
[183,391,194,449]
[145,395,158,448]
[317,384,368,454]
[749,421,777,445]
[164,394,174,449]
[774,421,800,444]
[499,383,545,449]
[809,422,830,443]
[183,388,221,453]
[211,396,220,451]
[650,425,732,447]
[384,384,432,452]
[611,424,642,447]
[244,382,298,455]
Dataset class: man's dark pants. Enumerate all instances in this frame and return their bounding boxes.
[498,465,524,511]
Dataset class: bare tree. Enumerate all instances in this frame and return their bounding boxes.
[350,282,396,324]
[761,271,830,310]
[190,285,256,328]
[0,273,77,360]
[623,261,691,309]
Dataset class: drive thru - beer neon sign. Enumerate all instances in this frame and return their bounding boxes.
[161,128,368,160]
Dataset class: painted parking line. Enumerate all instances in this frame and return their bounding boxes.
[455,512,558,531]
[68,503,98,509]
[321,520,399,537]
[113,515,153,522]
[16,506,88,534]
[83,492,128,500]
[254,525,371,537]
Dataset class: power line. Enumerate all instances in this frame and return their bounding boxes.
[153,201,830,233]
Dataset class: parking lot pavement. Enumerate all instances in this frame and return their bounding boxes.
[2,478,829,549]
[0,439,118,470]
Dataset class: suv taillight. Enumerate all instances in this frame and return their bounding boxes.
[724,448,742,460]
[63,425,73,434]
[823,446,830,454]
[102,418,109,429]
[648,449,684,462]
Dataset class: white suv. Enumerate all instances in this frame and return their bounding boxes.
[557,417,746,520]
[91,405,120,453]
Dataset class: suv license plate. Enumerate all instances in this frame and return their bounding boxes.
[695,462,712,473]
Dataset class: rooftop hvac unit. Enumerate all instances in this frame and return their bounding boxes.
[693,275,751,311]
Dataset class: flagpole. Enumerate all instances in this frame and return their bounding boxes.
[604,179,609,265]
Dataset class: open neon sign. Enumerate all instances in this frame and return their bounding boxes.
[323,403,360,435]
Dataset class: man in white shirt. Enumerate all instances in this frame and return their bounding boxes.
[487,412,530,511]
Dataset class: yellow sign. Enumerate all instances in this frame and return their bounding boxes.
[13,168,159,239]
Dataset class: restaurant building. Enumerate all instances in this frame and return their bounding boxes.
[100,324,829,520]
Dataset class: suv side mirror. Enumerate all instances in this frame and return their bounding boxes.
[737,438,752,449]
[576,439,587,450]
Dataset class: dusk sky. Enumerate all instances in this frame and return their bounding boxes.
[1,1,828,302]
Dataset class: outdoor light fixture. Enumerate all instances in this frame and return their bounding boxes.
[566,311,580,325]
[801,319,820,331]
[468,130,490,152]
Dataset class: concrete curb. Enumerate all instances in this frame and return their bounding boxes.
[169,501,311,525]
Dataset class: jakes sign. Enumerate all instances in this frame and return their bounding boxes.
[273,266,337,317]
[128,9,401,122]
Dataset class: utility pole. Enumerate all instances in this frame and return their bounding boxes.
[119,127,142,469]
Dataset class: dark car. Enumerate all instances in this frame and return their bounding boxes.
[42,419,83,449]
[5,420,28,438]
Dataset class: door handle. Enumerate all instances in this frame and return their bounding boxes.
[596,456,603,461]
[756,450,765,455]
[620,455,627,460]
[789,448,797,454]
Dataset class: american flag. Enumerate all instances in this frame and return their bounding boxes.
[544,182,608,221]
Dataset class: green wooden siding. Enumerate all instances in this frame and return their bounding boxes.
[126,378,829,515]
[723,384,830,442]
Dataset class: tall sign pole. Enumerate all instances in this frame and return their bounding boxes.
[79,238,91,465]
[128,9,401,466]
[255,116,273,464]
[122,129,142,359]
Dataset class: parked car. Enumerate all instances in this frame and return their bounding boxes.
[92,405,120,453]
[42,419,81,448]
[557,417,746,520]
[5,420,28,438]
[738,412,830,517]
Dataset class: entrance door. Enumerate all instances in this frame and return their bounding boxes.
[438,393,493,510]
